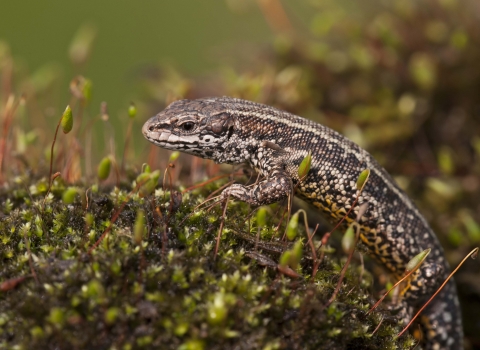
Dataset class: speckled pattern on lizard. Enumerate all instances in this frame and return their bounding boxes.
[142,96,463,350]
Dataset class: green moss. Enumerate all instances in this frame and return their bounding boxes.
[0,176,413,350]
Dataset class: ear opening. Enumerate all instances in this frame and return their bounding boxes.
[227,125,234,140]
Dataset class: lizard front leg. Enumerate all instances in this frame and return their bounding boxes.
[220,168,293,206]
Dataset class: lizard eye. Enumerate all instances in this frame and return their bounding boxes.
[180,121,195,132]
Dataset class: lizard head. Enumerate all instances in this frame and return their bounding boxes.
[142,98,236,159]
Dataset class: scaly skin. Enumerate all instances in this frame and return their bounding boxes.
[142,97,463,349]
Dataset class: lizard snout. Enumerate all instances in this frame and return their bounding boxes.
[142,118,156,137]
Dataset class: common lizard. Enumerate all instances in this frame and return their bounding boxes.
[142,97,463,350]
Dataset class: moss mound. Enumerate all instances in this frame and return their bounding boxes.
[0,176,414,350]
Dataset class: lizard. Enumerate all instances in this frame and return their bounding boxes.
[142,96,463,350]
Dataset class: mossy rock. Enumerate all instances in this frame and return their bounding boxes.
[0,175,415,350]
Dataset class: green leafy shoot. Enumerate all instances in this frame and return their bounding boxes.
[341,223,356,254]
[61,105,73,134]
[256,206,268,228]
[128,102,137,119]
[298,150,312,180]
[279,240,303,272]
[286,212,299,240]
[169,151,181,163]
[62,187,80,204]
[406,248,431,273]
[133,209,146,246]
[44,105,74,208]
[356,169,370,192]
[137,170,160,197]
[97,156,112,181]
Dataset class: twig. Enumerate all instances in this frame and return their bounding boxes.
[182,172,243,194]
[214,193,230,259]
[370,314,384,336]
[323,222,361,308]
[121,118,133,173]
[0,94,20,182]
[44,112,67,207]
[23,227,39,284]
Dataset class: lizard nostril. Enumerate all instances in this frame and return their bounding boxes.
[148,126,155,132]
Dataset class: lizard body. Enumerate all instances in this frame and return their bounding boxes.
[142,96,463,349]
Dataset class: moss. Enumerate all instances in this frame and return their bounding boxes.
[0,176,415,350]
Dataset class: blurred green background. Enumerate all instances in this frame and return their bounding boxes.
[0,0,297,116]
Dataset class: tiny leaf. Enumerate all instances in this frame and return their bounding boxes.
[291,240,303,266]
[133,209,146,246]
[81,78,92,104]
[97,156,112,180]
[356,169,370,192]
[61,105,73,134]
[62,187,79,204]
[138,170,160,197]
[409,53,437,90]
[142,163,151,174]
[48,307,65,326]
[69,23,97,65]
[105,307,121,325]
[136,173,150,186]
[85,213,94,226]
[298,151,312,179]
[342,223,356,254]
[279,240,303,271]
[286,212,299,240]
[406,248,431,272]
[128,102,137,119]
[207,293,227,325]
[169,151,181,163]
[438,146,454,175]
[256,206,268,228]
[279,251,292,267]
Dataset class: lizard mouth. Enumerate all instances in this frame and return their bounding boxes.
[143,130,170,146]
[142,119,168,143]
[142,123,201,151]
[143,117,207,152]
